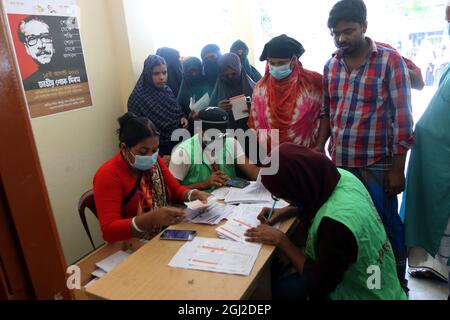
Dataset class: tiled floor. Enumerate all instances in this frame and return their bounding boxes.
[407,270,449,300]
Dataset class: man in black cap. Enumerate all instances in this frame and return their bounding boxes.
[169,107,260,192]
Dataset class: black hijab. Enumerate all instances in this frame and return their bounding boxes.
[155,47,183,97]
[230,40,262,82]
[261,143,341,224]
[201,44,222,87]
[177,57,212,116]
[127,55,183,155]
[210,53,255,130]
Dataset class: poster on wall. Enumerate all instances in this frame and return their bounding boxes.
[3,0,92,118]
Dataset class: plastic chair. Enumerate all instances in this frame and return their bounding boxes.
[78,189,97,249]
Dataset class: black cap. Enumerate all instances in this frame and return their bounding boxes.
[260,34,305,61]
[198,107,229,132]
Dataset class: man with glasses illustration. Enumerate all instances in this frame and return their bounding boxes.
[18,16,56,90]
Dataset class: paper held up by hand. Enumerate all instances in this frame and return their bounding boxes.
[185,202,235,225]
[184,196,234,225]
[184,195,219,210]
[229,94,249,120]
[189,92,210,113]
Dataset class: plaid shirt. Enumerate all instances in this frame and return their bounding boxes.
[321,38,414,168]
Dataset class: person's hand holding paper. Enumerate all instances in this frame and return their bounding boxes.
[218,99,232,111]
[229,94,249,121]
[190,93,210,113]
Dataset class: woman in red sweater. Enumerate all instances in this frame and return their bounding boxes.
[93,112,209,242]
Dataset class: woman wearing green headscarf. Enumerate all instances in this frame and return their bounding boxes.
[177,57,213,131]
[230,40,262,83]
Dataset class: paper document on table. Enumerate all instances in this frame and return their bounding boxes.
[184,196,219,210]
[229,94,249,120]
[84,278,99,289]
[211,187,231,199]
[169,237,261,276]
[184,202,235,225]
[95,250,131,273]
[190,92,210,113]
[91,268,107,278]
[224,181,289,208]
[225,203,264,223]
[217,204,262,242]
[217,204,282,242]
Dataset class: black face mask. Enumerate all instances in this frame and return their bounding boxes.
[203,59,219,82]
[185,73,202,84]
[222,75,240,87]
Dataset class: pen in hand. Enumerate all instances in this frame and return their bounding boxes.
[267,198,277,221]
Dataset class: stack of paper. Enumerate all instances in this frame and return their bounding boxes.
[184,195,219,210]
[211,187,231,200]
[169,237,261,276]
[95,250,131,273]
[224,181,290,208]
[184,202,236,225]
[86,250,131,288]
[184,196,234,225]
[216,204,264,242]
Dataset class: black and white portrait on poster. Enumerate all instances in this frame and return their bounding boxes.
[4,0,92,118]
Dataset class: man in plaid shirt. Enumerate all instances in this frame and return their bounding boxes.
[314,0,414,293]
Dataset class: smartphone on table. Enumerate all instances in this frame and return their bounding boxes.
[160,229,197,241]
[224,177,250,189]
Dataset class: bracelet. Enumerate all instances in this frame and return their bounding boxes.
[187,189,197,202]
[132,217,145,233]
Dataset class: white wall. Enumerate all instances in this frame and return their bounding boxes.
[31,0,128,264]
[29,0,257,264]
[122,0,155,81]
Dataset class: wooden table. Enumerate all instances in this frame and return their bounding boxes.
[85,218,297,300]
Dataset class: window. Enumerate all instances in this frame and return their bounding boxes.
[254,0,449,73]
[253,0,449,121]
[148,0,233,58]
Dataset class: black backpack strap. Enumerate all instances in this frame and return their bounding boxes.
[122,172,143,208]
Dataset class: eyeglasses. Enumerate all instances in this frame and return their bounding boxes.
[25,33,53,46]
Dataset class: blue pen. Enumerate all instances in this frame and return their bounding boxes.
[267,199,277,220]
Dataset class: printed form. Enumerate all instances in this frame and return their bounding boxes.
[169,237,261,276]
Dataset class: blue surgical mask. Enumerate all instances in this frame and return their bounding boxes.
[269,63,293,80]
[130,149,159,171]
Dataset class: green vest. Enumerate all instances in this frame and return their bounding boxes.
[305,169,407,300]
[177,134,237,192]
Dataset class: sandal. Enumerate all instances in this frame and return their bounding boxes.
[408,268,447,282]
